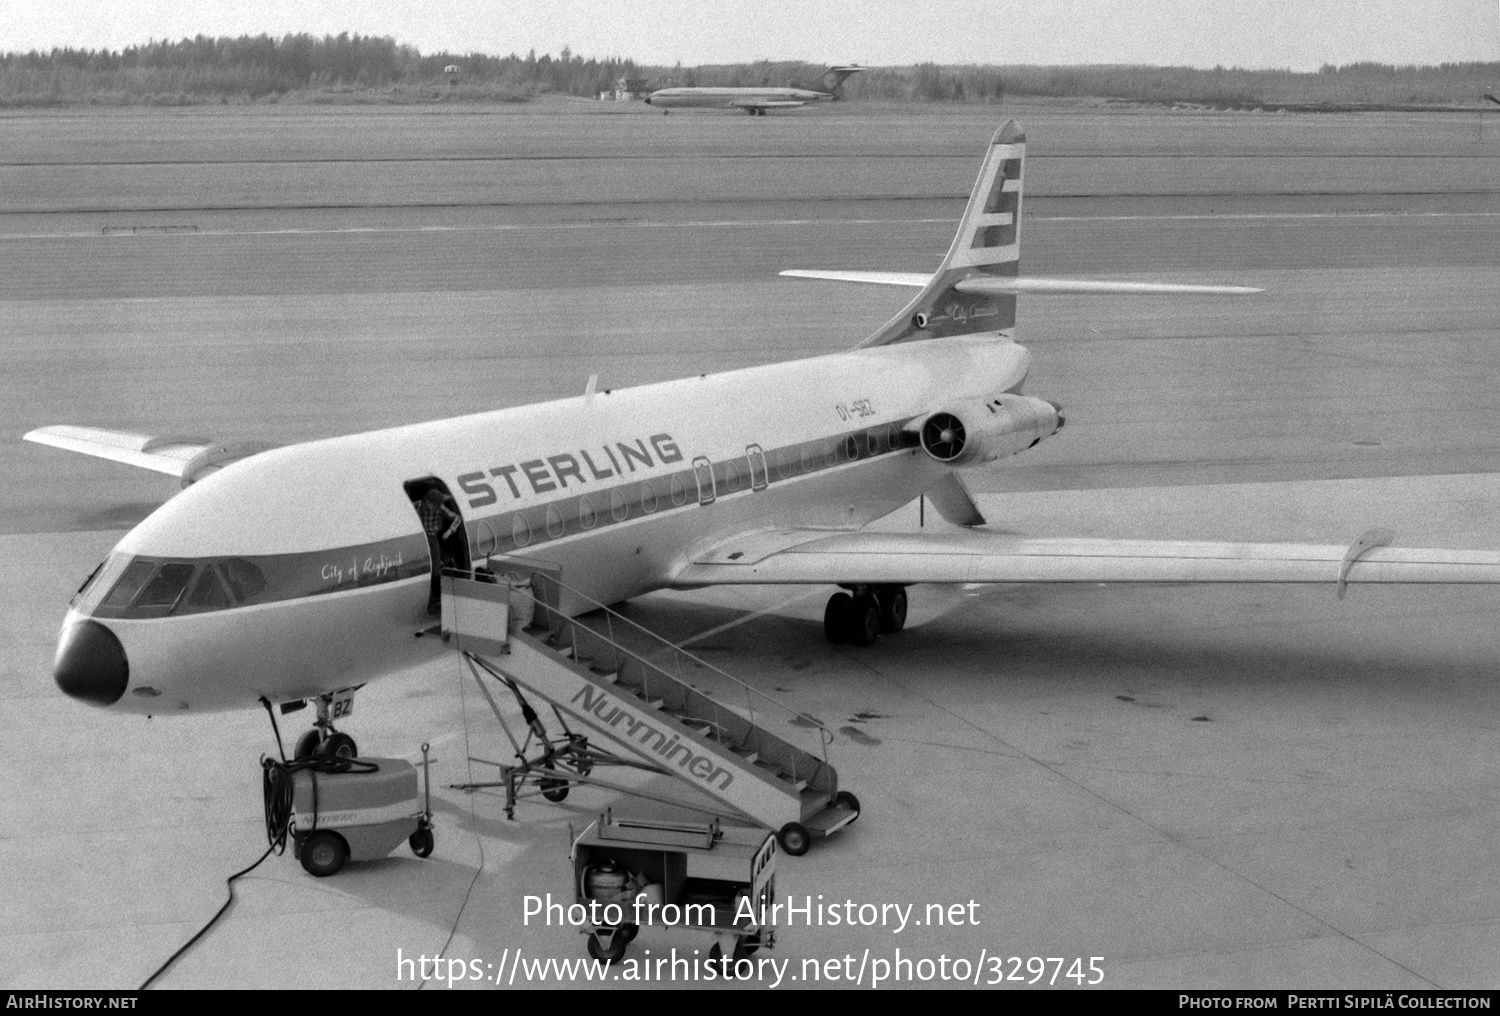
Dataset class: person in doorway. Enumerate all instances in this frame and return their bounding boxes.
[418,488,461,614]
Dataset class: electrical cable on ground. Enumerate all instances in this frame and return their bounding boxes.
[137,698,377,990]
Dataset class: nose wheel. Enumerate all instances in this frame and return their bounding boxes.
[292,689,361,759]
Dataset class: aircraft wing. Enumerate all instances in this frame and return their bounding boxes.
[24,425,275,485]
[731,99,808,110]
[673,527,1500,597]
[779,270,1260,295]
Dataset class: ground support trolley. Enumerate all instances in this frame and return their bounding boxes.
[570,810,777,967]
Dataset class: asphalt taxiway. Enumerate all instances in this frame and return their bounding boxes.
[3,100,1500,989]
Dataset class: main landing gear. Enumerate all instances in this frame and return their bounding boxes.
[823,585,907,646]
[292,688,362,760]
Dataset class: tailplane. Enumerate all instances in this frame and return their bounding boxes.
[781,120,1259,348]
[791,65,865,98]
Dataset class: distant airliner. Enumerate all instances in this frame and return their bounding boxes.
[645,66,864,115]
[28,122,1500,762]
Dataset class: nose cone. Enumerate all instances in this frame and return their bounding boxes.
[54,619,129,706]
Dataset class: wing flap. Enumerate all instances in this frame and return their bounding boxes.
[674,529,1500,589]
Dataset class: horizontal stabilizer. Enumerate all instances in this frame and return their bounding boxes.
[955,277,1262,296]
[780,269,1260,295]
[24,425,274,485]
[780,270,931,287]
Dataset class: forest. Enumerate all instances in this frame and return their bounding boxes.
[2,34,1496,108]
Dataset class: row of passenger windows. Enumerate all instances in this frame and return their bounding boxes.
[504,427,910,549]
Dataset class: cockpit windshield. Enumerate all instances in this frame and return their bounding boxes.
[81,555,272,619]
[73,536,427,620]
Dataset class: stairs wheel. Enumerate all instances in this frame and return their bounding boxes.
[778,821,811,856]
[835,790,861,823]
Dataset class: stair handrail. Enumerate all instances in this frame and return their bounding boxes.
[469,558,838,760]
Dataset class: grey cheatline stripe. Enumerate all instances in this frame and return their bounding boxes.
[471,420,923,559]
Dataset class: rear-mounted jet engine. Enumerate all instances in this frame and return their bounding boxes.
[917,394,1063,466]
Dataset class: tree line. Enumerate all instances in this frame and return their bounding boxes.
[2,34,1497,107]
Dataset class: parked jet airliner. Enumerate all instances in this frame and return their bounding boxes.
[29,122,1500,754]
[645,66,863,114]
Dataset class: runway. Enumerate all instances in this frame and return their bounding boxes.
[4,98,1500,989]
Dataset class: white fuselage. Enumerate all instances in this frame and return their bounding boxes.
[645,86,829,110]
[57,334,1032,713]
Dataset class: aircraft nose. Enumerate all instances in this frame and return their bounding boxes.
[54,619,129,706]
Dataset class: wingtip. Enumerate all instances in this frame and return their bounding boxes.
[993,119,1025,146]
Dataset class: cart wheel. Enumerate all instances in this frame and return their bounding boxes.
[539,776,569,802]
[835,790,861,823]
[293,729,322,761]
[618,922,639,944]
[707,943,733,970]
[587,931,627,965]
[408,828,434,858]
[299,831,347,877]
[777,821,811,856]
[320,732,357,759]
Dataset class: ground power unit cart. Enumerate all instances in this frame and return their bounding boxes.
[570,810,777,966]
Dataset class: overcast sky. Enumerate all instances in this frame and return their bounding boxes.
[6,0,1499,70]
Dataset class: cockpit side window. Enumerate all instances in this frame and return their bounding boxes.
[99,559,158,612]
[73,554,130,612]
[134,563,196,611]
[182,567,233,613]
[219,558,268,603]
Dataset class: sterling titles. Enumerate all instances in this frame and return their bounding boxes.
[455,433,683,508]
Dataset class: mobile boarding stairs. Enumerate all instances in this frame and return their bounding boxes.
[438,566,859,855]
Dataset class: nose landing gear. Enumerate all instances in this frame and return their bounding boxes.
[292,688,362,760]
[823,585,907,645]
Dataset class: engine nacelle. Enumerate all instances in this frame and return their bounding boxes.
[917,395,1062,466]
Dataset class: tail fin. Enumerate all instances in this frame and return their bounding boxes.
[793,65,864,97]
[857,121,1025,348]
